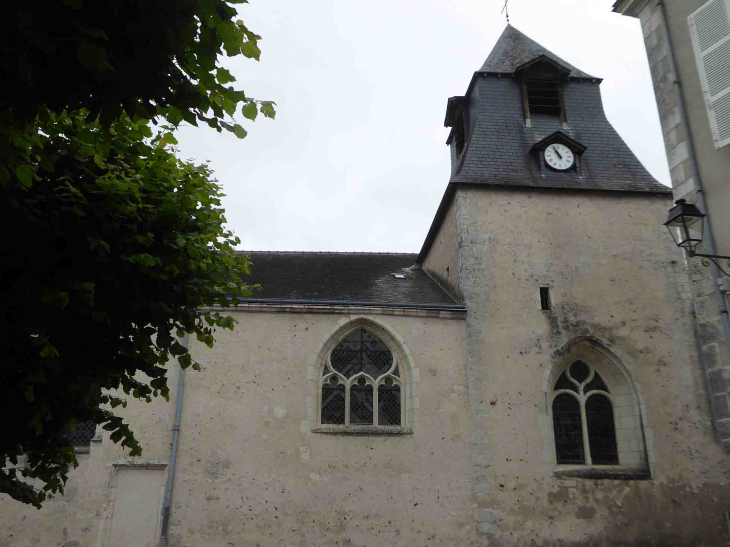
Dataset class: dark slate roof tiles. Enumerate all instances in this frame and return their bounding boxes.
[479,24,596,79]
[239,251,462,308]
[451,77,670,194]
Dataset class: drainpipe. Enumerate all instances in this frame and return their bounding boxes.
[159,333,188,547]
[656,2,730,390]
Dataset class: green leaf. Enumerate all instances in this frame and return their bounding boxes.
[222,97,237,117]
[93,154,105,169]
[242,102,258,121]
[162,132,178,145]
[260,102,276,119]
[179,353,192,369]
[72,19,109,40]
[216,68,236,84]
[233,124,247,139]
[41,291,70,309]
[77,41,109,72]
[110,430,123,443]
[170,342,187,356]
[39,346,60,359]
[240,40,261,61]
[16,165,35,187]
[40,154,56,173]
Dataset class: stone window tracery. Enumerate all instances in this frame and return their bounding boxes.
[320,328,402,426]
[552,360,619,465]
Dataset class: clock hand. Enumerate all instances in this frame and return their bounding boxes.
[553,146,563,160]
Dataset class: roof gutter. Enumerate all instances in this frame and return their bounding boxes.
[237,298,465,312]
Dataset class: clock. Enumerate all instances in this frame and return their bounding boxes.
[544,143,575,171]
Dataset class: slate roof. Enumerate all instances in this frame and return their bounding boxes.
[479,25,596,79]
[451,25,670,195]
[240,252,462,309]
[451,76,670,194]
[417,25,671,262]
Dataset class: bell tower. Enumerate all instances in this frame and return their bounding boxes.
[417,28,682,540]
[442,24,666,193]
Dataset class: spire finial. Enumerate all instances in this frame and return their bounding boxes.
[501,0,510,23]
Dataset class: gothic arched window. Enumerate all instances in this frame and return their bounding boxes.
[552,360,619,465]
[320,328,402,426]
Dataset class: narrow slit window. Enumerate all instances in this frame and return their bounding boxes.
[540,287,552,310]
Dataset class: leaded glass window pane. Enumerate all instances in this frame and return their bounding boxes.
[64,420,96,448]
[586,395,619,465]
[331,336,361,377]
[553,394,584,464]
[378,383,401,425]
[554,371,577,393]
[569,361,590,384]
[350,379,373,425]
[331,328,392,378]
[584,372,609,394]
[321,381,345,424]
[323,328,402,427]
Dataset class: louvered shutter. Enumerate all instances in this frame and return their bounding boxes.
[688,0,730,149]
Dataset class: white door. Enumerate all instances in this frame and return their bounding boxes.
[107,467,166,547]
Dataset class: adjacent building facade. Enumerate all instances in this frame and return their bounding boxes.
[2,24,730,547]
[613,0,730,454]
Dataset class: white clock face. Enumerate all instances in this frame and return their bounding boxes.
[544,144,575,171]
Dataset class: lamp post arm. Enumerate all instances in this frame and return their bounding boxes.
[689,253,730,277]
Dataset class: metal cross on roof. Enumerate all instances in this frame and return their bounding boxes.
[501,0,510,23]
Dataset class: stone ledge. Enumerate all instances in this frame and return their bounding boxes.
[554,466,651,481]
[311,426,413,436]
[198,304,466,320]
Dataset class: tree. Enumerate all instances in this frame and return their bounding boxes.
[3,0,274,128]
[1,0,273,507]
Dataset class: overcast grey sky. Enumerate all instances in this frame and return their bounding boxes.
[175,0,669,253]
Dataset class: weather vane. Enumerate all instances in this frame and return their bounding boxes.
[501,0,510,23]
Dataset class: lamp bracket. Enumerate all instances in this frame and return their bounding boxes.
[691,252,730,277]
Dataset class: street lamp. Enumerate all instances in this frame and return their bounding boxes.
[665,199,730,274]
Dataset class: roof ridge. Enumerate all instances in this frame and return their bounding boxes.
[479,24,596,79]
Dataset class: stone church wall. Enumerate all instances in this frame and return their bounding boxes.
[422,198,462,302]
[167,312,470,546]
[0,373,178,547]
[453,185,730,546]
[1,312,472,546]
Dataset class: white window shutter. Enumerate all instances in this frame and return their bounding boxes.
[688,0,730,150]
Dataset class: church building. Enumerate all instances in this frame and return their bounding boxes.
[3,24,730,547]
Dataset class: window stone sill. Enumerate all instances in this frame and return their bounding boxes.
[554,465,651,481]
[312,426,413,436]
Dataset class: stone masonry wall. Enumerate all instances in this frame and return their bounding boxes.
[168,312,471,547]
[422,194,462,302]
[1,312,471,547]
[632,0,730,453]
[453,185,730,546]
[0,368,178,547]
